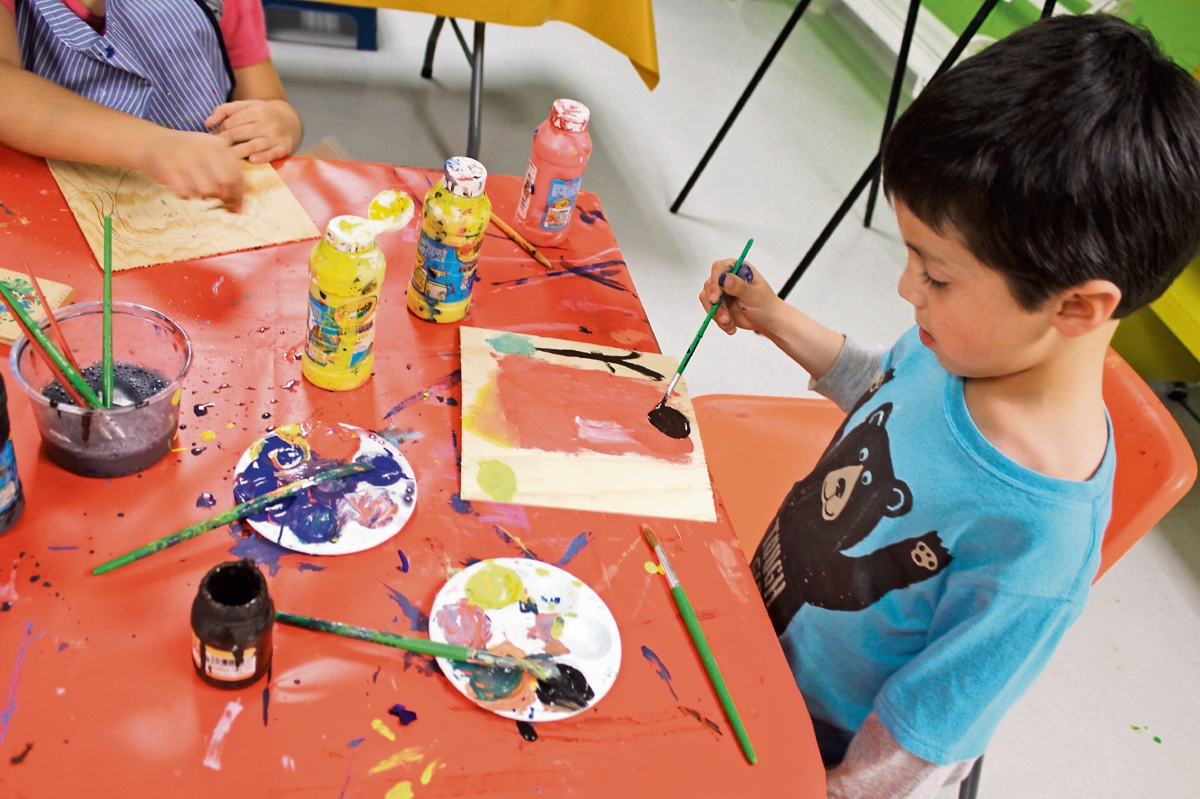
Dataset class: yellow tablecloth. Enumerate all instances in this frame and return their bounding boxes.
[323,0,659,89]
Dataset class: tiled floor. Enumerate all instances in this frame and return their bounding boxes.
[271,2,1200,795]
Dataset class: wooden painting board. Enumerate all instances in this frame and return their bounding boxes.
[459,327,716,522]
[48,159,320,271]
[0,269,74,344]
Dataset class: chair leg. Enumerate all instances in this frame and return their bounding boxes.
[776,0,1002,301]
[669,0,816,214]
[958,755,984,799]
[449,17,473,62]
[1040,0,1057,18]
[421,17,445,79]
[467,22,485,159]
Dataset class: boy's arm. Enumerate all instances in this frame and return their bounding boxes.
[826,712,977,799]
[205,59,303,164]
[0,9,245,209]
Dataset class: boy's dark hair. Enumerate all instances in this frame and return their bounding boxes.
[883,15,1200,318]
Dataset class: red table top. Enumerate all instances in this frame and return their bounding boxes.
[0,149,824,798]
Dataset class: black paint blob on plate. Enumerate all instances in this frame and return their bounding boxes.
[535,663,595,712]
[516,720,538,741]
[648,403,690,439]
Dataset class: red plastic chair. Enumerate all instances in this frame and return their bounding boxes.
[693,349,1197,798]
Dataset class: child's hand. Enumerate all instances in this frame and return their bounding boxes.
[139,130,245,213]
[699,258,781,335]
[206,99,302,164]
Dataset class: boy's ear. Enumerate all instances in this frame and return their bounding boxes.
[1051,279,1122,338]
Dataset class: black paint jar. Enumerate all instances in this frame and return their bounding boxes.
[191,559,273,689]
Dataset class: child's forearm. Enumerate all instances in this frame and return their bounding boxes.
[760,298,847,381]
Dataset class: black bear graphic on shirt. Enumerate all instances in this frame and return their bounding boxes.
[750,370,952,635]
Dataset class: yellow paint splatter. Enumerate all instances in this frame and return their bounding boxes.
[385,780,414,799]
[170,388,182,406]
[368,748,424,775]
[644,561,664,575]
[570,579,582,587]
[200,430,217,441]
[465,562,522,609]
[476,459,517,502]
[371,718,396,741]
[226,422,236,429]
[420,759,441,785]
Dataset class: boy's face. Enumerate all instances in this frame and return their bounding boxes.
[895,201,1056,378]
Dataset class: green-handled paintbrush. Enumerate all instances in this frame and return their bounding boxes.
[102,215,114,408]
[275,612,562,682]
[643,524,757,765]
[0,282,102,408]
[91,462,374,575]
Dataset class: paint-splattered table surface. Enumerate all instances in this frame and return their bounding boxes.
[0,147,824,798]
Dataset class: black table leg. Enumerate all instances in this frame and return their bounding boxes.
[1040,0,1057,18]
[421,17,446,79]
[467,22,485,159]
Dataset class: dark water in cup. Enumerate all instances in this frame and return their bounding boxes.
[42,362,169,407]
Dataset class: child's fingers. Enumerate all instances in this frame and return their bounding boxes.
[204,100,250,128]
[248,144,289,164]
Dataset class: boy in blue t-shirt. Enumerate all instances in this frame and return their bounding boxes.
[699,15,1200,798]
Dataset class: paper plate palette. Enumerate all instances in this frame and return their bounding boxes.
[429,558,621,722]
[232,422,417,555]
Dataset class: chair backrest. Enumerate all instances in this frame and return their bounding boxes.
[693,349,1197,577]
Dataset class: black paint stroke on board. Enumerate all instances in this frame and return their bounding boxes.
[490,259,630,293]
[534,347,664,381]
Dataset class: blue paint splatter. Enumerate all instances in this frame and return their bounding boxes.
[196,492,216,508]
[379,581,429,632]
[641,645,678,700]
[396,549,409,573]
[262,663,272,726]
[494,525,538,559]
[56,643,68,652]
[298,563,325,572]
[227,530,290,576]
[1,622,44,745]
[449,493,473,515]
[388,704,418,726]
[577,207,607,225]
[46,546,77,551]
[347,737,365,749]
[554,532,593,567]
[383,371,462,420]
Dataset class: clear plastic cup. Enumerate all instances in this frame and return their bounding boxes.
[9,302,192,478]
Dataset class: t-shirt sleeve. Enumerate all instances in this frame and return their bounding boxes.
[808,336,885,412]
[1,0,15,20]
[873,579,1086,765]
[826,712,977,799]
[220,0,270,69]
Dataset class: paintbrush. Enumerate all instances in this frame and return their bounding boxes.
[0,282,101,408]
[276,611,562,682]
[22,258,82,376]
[489,215,554,271]
[656,238,754,408]
[91,462,374,575]
[0,280,89,408]
[643,524,757,765]
[102,215,114,408]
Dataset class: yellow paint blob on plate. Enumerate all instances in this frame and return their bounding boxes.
[476,459,517,501]
[465,562,523,609]
[371,718,396,741]
[385,780,414,799]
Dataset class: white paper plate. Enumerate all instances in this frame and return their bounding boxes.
[232,422,417,555]
[429,558,621,721]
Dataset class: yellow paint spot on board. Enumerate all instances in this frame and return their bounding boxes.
[200,430,217,441]
[420,759,441,785]
[226,422,236,429]
[465,563,523,609]
[476,459,517,501]
[371,718,396,741]
[385,781,414,799]
[368,748,424,775]
[644,561,664,575]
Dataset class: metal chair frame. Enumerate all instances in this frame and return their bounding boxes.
[420,16,487,158]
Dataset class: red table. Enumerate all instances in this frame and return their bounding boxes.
[0,149,825,798]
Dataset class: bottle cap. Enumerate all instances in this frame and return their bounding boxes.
[324,215,376,253]
[549,99,590,133]
[443,157,488,198]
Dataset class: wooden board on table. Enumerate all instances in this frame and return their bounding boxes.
[0,268,74,344]
[47,159,320,271]
[459,326,716,521]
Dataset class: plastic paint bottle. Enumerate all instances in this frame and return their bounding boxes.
[514,99,592,247]
[0,374,23,534]
[407,157,492,324]
[191,559,273,690]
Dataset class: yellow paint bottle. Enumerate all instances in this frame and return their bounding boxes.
[407,157,492,324]
[303,191,414,391]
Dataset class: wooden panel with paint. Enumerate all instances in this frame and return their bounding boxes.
[0,268,73,344]
[459,327,716,521]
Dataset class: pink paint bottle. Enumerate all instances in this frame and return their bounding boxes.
[513,99,592,247]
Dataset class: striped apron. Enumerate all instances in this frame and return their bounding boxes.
[14,0,234,131]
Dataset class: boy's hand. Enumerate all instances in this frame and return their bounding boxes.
[700,258,781,335]
[207,99,302,164]
[139,130,245,213]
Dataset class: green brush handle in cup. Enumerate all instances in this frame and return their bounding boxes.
[102,215,114,408]
[0,283,102,409]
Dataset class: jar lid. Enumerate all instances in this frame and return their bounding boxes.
[549,99,590,132]
[443,157,488,198]
[324,215,376,253]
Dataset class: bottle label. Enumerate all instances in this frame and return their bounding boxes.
[0,441,19,513]
[516,160,537,222]
[411,233,480,304]
[305,293,377,368]
[541,177,581,231]
[193,634,257,681]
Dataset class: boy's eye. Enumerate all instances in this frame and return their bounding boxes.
[921,271,948,289]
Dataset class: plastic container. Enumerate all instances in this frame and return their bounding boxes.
[407,157,492,324]
[191,559,274,690]
[0,373,24,533]
[9,302,191,478]
[513,99,592,247]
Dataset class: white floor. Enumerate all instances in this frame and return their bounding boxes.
[270,2,1200,795]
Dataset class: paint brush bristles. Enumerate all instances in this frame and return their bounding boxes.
[102,215,114,408]
[0,282,101,408]
[489,215,554,271]
[643,524,758,765]
[23,258,82,375]
[91,462,374,574]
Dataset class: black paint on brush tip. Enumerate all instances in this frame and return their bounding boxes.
[535,662,595,712]
[516,720,538,741]
[648,402,690,439]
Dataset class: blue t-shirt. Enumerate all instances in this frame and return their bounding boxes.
[749,327,1115,765]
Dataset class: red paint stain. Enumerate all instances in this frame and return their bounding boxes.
[484,354,693,463]
[304,422,360,462]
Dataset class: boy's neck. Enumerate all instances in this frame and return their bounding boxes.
[962,321,1116,482]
